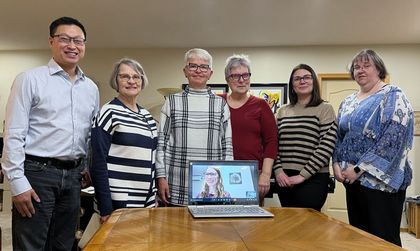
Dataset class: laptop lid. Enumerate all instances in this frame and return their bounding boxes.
[188,160,260,206]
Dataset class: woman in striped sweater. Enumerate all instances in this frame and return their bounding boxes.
[91,58,158,223]
[274,64,338,211]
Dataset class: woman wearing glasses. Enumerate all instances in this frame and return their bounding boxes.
[91,58,157,223]
[156,48,233,206]
[196,167,230,198]
[333,49,413,246]
[274,64,337,211]
[221,54,277,201]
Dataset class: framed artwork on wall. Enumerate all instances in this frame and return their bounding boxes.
[208,84,229,95]
[181,84,229,95]
[181,83,288,114]
[249,83,288,114]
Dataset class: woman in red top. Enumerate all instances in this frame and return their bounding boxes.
[221,54,278,199]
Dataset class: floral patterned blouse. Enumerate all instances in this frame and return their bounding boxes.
[333,85,414,192]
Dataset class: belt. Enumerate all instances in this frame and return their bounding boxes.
[25,154,82,169]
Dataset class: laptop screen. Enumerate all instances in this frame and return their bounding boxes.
[189,160,259,205]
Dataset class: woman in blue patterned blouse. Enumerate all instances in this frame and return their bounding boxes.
[91,58,158,223]
[333,49,414,246]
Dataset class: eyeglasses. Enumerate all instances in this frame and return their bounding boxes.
[293,75,313,83]
[205,172,217,177]
[353,64,372,71]
[186,63,211,72]
[118,74,142,82]
[52,34,86,46]
[228,73,251,81]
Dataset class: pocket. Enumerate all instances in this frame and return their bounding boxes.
[24,160,47,172]
[69,167,83,182]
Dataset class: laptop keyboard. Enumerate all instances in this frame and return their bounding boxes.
[189,206,265,216]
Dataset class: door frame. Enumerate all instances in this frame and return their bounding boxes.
[318,73,353,98]
[317,73,354,222]
[318,73,390,93]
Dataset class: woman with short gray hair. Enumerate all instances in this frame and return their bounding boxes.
[221,54,277,203]
[109,58,149,91]
[156,48,233,206]
[91,58,158,223]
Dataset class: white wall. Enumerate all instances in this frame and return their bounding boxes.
[1,45,419,195]
[0,51,51,131]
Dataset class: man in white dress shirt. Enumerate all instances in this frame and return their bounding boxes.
[1,16,99,250]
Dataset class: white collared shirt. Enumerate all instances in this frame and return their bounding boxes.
[1,58,99,196]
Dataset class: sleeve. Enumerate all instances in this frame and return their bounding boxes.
[259,100,278,159]
[300,104,338,179]
[147,113,158,195]
[90,107,113,216]
[221,100,234,160]
[356,90,414,190]
[1,72,33,196]
[273,107,284,176]
[155,99,171,178]
[83,86,100,172]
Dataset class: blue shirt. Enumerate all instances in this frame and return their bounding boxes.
[1,59,99,196]
[333,85,413,192]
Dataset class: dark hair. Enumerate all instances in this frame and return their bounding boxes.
[349,49,388,81]
[288,64,323,107]
[49,17,86,39]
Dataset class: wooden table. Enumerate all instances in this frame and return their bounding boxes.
[84,207,403,251]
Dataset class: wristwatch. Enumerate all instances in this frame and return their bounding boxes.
[354,166,361,173]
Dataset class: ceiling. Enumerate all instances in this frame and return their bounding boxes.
[2,0,420,50]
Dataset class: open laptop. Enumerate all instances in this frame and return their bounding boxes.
[188,160,274,218]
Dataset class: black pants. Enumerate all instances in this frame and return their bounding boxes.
[345,181,406,247]
[12,160,82,251]
[276,170,329,211]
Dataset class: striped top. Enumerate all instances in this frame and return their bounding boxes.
[91,98,158,216]
[273,102,337,179]
[156,86,233,205]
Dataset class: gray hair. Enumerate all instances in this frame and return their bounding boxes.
[348,49,388,81]
[109,58,149,92]
[184,48,213,69]
[224,54,251,80]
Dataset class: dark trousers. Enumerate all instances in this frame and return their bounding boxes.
[12,159,82,251]
[276,170,329,211]
[345,181,406,247]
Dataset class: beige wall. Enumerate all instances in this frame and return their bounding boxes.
[1,45,419,195]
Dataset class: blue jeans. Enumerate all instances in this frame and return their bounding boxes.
[12,159,82,251]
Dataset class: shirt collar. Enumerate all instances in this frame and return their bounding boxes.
[48,58,86,80]
[185,85,213,95]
